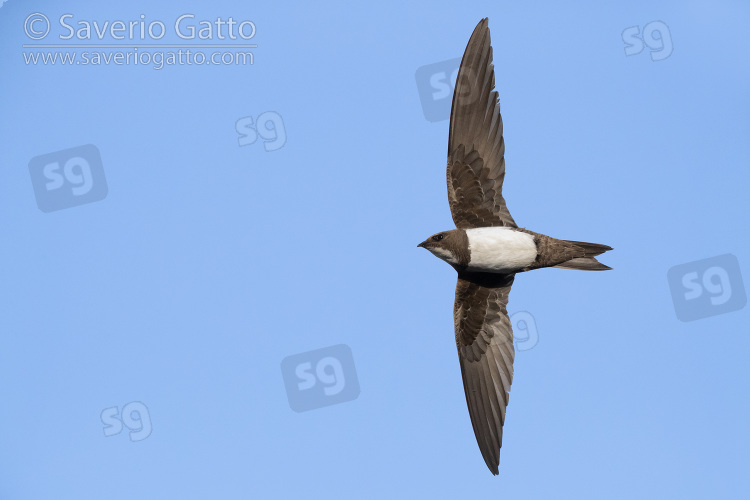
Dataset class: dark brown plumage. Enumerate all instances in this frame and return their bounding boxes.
[519,231,614,271]
[454,272,514,475]
[418,18,613,475]
[447,19,514,230]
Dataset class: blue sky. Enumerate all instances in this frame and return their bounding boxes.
[1,0,749,498]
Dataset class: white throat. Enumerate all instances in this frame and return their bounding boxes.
[428,246,458,265]
[465,227,537,273]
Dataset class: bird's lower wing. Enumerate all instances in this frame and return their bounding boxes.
[454,271,515,475]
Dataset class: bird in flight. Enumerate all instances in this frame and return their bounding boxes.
[417,18,612,475]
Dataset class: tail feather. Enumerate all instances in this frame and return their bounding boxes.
[555,240,613,271]
[554,257,611,271]
[563,240,613,257]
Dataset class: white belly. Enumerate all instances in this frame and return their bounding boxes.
[465,227,537,273]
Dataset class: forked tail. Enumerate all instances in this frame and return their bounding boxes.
[554,240,613,271]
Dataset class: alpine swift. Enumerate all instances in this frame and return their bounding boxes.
[417,18,612,475]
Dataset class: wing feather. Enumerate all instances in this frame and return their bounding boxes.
[454,271,515,475]
[447,18,516,229]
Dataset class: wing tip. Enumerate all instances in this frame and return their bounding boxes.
[483,456,500,476]
[472,18,490,38]
[485,458,500,475]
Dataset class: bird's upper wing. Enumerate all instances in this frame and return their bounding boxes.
[454,271,515,475]
[447,18,516,229]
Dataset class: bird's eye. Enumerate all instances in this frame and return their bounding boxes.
[433,234,444,242]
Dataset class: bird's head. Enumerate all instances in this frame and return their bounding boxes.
[417,229,467,267]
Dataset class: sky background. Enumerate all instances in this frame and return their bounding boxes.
[1,0,749,498]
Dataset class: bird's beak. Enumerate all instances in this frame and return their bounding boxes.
[417,241,427,248]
